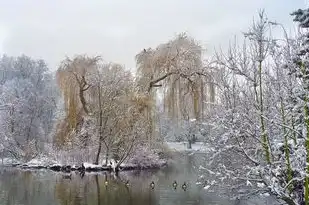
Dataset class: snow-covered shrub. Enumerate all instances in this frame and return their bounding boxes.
[128,146,166,168]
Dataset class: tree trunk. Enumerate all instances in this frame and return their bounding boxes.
[79,88,89,114]
[10,106,14,133]
[95,140,102,165]
[105,147,109,166]
[94,109,103,165]
[258,60,271,164]
[291,117,297,145]
[187,140,192,149]
[26,115,34,143]
[280,98,292,191]
[95,83,103,165]
[289,84,297,145]
[304,99,309,205]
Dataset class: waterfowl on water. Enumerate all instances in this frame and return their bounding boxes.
[150,181,155,189]
[234,197,241,205]
[79,164,86,178]
[105,181,109,186]
[125,180,130,186]
[203,183,210,190]
[79,170,85,178]
[81,163,85,170]
[172,180,177,189]
[182,182,187,191]
[62,173,72,180]
[63,166,71,173]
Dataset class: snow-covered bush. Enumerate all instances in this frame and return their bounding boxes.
[128,146,166,168]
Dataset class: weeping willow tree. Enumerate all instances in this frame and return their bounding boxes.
[55,55,100,146]
[135,48,157,142]
[136,33,216,138]
[55,54,154,164]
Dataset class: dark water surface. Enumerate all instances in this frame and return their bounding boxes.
[0,153,273,205]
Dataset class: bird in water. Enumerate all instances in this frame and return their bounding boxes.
[79,170,85,178]
[79,163,86,178]
[125,180,130,187]
[62,173,72,180]
[172,180,177,189]
[105,180,109,186]
[81,163,85,170]
[182,182,187,191]
[203,181,210,190]
[150,181,155,189]
[234,196,241,205]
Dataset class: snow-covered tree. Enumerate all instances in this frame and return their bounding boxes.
[55,55,154,167]
[0,55,58,160]
[290,7,309,205]
[198,10,309,204]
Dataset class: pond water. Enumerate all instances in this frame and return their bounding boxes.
[0,153,274,205]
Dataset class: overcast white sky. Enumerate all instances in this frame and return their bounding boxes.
[0,0,306,70]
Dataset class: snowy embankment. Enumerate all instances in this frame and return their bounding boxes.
[0,146,168,173]
[0,157,167,173]
[166,141,215,153]
[1,142,213,172]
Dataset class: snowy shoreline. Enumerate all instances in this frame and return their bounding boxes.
[0,158,168,173]
[2,161,168,173]
[0,141,208,173]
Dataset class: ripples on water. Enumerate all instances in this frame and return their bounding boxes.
[0,153,273,205]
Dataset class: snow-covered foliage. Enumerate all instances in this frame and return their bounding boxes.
[54,55,165,168]
[193,9,309,205]
[166,142,214,153]
[163,118,204,143]
[128,146,167,168]
[0,55,58,161]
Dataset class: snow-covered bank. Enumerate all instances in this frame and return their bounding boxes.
[0,156,168,173]
[166,141,215,153]
[0,143,170,173]
[2,160,167,173]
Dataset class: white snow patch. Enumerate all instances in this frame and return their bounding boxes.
[257,182,265,188]
[260,192,270,197]
[198,175,205,179]
[210,180,216,185]
[83,162,103,169]
[25,156,58,167]
[203,185,211,190]
[0,158,20,165]
[166,142,214,153]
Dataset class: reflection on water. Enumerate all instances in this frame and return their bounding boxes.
[0,154,234,205]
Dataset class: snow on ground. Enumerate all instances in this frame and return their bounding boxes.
[25,156,58,167]
[0,157,20,165]
[166,141,215,153]
[0,145,168,171]
[0,155,166,172]
[83,162,104,169]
